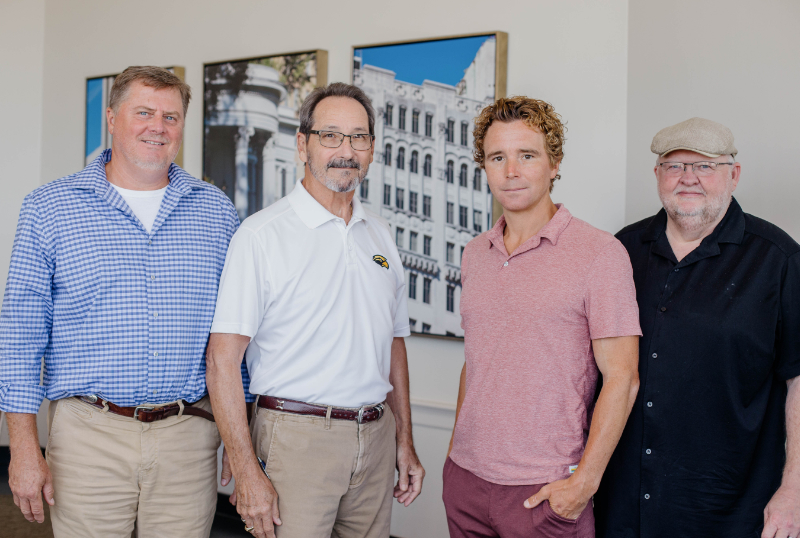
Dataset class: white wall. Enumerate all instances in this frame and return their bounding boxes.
[37,0,630,233]
[626,0,800,239]
[0,0,45,288]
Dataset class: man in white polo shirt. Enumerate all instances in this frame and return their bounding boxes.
[206,82,425,538]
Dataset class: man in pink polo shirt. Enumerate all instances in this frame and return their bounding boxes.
[443,97,642,538]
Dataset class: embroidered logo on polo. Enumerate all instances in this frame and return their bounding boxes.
[372,255,389,269]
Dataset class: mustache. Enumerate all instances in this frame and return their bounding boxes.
[326,158,361,170]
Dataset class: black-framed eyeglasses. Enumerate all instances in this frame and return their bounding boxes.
[658,161,734,177]
[309,130,374,151]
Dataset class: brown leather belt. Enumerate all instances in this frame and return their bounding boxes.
[257,395,385,424]
[77,395,215,423]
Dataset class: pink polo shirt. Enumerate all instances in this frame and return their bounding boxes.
[449,205,641,485]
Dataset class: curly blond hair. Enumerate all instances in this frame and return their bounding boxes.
[473,96,566,192]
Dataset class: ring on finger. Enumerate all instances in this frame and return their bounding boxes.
[245,525,255,532]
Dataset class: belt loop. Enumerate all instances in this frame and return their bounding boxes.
[325,406,332,430]
[177,399,185,418]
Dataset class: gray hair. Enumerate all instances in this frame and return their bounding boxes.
[298,82,375,137]
[109,66,191,117]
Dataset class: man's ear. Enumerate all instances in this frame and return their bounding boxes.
[297,132,308,164]
[729,161,742,193]
[106,107,116,136]
[551,160,561,179]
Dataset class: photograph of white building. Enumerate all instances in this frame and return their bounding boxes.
[203,53,323,221]
[353,35,498,336]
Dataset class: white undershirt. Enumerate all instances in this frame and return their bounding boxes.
[111,183,168,233]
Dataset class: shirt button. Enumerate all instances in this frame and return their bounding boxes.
[647,401,653,407]
[151,275,156,280]
[153,390,157,395]
[503,261,509,267]
[148,240,152,245]
[154,351,159,357]
[644,494,650,500]
[154,312,158,318]
[646,448,652,454]
[652,353,657,358]
[660,307,667,312]
[674,268,679,272]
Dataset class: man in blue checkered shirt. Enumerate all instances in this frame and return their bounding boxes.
[0,66,242,537]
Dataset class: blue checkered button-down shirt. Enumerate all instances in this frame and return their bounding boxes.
[0,150,249,413]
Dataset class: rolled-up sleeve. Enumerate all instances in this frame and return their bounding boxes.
[0,195,54,413]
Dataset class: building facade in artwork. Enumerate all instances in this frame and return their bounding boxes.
[354,37,496,336]
[204,62,310,221]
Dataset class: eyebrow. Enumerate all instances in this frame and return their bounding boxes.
[486,148,541,159]
[133,106,181,117]
[318,125,369,133]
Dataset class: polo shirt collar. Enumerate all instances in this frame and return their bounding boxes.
[487,203,572,257]
[288,179,367,229]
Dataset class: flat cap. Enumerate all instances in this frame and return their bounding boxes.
[651,117,737,158]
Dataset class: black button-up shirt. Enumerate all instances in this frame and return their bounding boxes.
[595,198,800,538]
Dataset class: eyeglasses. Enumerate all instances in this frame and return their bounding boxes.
[658,161,734,177]
[309,130,374,151]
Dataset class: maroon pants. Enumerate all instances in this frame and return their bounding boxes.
[442,458,595,538]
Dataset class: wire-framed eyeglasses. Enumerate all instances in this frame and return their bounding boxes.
[309,130,374,151]
[658,161,734,177]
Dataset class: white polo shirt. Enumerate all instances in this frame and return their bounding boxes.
[210,181,410,407]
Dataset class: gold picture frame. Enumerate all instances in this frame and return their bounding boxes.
[351,32,507,337]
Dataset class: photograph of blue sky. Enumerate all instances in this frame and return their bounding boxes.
[85,77,105,159]
[355,35,493,87]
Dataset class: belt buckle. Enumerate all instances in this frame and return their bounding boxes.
[133,406,155,421]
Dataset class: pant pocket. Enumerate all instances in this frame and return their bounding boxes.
[533,500,578,538]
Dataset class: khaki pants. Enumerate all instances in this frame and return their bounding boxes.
[250,404,397,538]
[46,397,220,538]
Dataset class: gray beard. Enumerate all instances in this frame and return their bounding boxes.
[309,157,367,193]
[660,188,732,233]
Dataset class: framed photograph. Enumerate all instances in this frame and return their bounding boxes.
[352,32,508,336]
[203,50,328,221]
[84,66,186,168]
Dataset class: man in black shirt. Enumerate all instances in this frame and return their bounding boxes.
[595,117,800,538]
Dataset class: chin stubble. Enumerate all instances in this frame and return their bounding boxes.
[661,187,732,232]
[309,157,368,193]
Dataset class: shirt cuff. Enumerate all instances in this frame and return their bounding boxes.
[393,326,411,337]
[210,322,257,338]
[0,382,47,414]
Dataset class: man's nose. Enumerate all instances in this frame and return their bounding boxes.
[505,160,519,178]
[337,137,358,158]
[680,166,701,183]
[148,116,167,133]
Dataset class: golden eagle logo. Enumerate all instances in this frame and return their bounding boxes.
[372,255,389,269]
